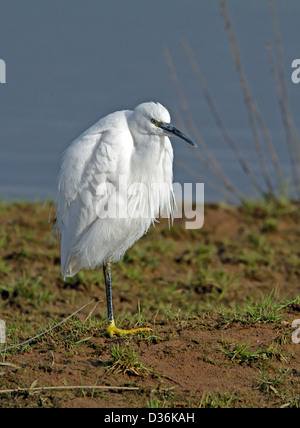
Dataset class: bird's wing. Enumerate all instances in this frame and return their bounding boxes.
[56,111,132,275]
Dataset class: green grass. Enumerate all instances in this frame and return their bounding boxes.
[103,343,152,376]
[241,196,300,219]
[200,391,237,408]
[1,275,55,308]
[0,200,299,408]
[217,291,300,325]
[219,340,285,364]
[146,387,176,408]
[255,367,289,395]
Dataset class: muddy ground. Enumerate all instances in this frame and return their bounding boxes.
[0,200,299,408]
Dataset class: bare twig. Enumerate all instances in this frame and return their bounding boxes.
[164,45,244,202]
[268,0,300,195]
[84,300,100,322]
[0,385,139,395]
[172,108,231,199]
[182,39,265,197]
[174,159,231,200]
[249,84,284,192]
[0,299,95,354]
[219,0,274,195]
[266,42,299,193]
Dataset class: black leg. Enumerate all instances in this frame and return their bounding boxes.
[103,260,151,337]
[103,261,114,323]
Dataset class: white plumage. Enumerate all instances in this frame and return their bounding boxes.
[55,101,196,337]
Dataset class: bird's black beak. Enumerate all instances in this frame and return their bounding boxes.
[158,123,198,148]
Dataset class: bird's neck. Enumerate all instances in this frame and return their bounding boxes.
[129,135,172,184]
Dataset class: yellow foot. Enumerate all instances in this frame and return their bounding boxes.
[106,320,152,338]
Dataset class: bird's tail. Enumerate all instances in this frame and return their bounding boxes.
[62,255,81,279]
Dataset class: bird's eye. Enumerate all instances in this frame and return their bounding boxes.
[151,119,159,127]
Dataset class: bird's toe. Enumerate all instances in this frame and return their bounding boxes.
[106,320,151,338]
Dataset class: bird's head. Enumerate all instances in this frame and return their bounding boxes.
[131,102,197,147]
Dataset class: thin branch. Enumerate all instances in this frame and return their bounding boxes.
[266,42,299,194]
[219,0,274,195]
[172,108,232,200]
[174,158,231,200]
[84,300,100,323]
[0,385,139,395]
[0,299,95,354]
[249,84,284,192]
[182,39,265,197]
[268,0,300,195]
[164,45,244,202]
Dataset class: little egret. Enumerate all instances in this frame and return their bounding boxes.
[56,102,197,337]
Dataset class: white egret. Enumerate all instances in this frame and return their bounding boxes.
[56,102,197,337]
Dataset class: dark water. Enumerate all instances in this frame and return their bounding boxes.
[0,0,299,202]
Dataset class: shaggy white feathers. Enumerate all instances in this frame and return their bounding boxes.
[56,102,175,278]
